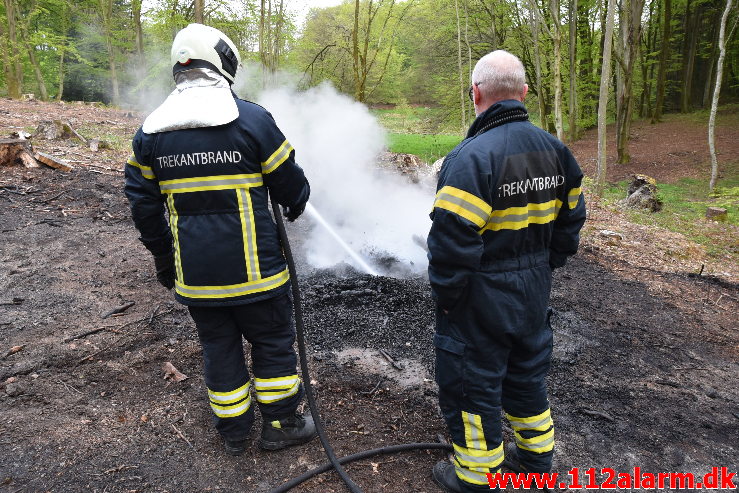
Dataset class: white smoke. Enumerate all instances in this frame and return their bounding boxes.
[235,66,434,276]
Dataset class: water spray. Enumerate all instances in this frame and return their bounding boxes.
[305,202,379,276]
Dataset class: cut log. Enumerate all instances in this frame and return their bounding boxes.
[34,151,73,172]
[0,139,38,168]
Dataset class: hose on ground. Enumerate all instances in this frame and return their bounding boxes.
[268,443,453,493]
[270,196,362,493]
[269,197,452,493]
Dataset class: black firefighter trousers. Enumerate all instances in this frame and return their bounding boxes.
[188,292,303,441]
[435,252,555,492]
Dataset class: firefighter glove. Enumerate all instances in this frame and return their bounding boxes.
[283,204,305,222]
[154,252,176,289]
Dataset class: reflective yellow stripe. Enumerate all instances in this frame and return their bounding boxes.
[159,174,263,194]
[166,194,183,282]
[480,199,562,233]
[254,375,300,389]
[454,462,492,485]
[514,427,555,453]
[210,394,252,418]
[127,155,155,179]
[237,189,261,281]
[208,382,251,405]
[434,186,492,229]
[254,375,300,404]
[175,268,290,299]
[453,442,504,469]
[262,140,293,174]
[462,411,488,451]
[255,383,300,404]
[505,408,553,432]
[568,186,582,209]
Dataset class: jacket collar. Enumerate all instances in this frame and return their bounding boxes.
[466,99,529,139]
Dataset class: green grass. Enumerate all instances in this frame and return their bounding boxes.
[599,171,739,257]
[386,132,462,163]
[371,105,463,162]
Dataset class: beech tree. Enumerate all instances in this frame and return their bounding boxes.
[708,0,735,192]
[597,0,616,195]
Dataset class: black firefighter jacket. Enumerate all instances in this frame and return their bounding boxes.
[428,99,586,313]
[124,96,310,307]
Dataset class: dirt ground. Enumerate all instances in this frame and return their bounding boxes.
[0,98,737,493]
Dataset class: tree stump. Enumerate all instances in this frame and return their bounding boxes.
[0,139,39,168]
[706,207,728,222]
[621,174,663,212]
[34,120,88,144]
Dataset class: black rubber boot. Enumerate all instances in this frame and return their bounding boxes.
[504,442,526,473]
[432,461,463,493]
[259,411,316,450]
[504,443,556,492]
[223,438,248,456]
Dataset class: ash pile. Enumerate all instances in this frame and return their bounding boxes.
[299,270,436,370]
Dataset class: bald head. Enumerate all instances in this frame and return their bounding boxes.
[471,50,528,114]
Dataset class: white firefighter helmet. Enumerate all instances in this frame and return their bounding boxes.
[170,23,240,84]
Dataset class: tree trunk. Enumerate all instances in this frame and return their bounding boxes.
[680,4,701,112]
[652,0,671,123]
[99,0,120,105]
[702,8,722,108]
[57,50,65,101]
[530,6,548,130]
[24,34,49,101]
[597,0,616,195]
[615,0,646,164]
[639,0,657,117]
[3,0,23,98]
[0,19,11,97]
[352,0,361,101]
[132,0,144,57]
[577,0,594,126]
[550,0,564,140]
[194,0,204,23]
[455,0,466,129]
[708,0,733,193]
[568,0,578,141]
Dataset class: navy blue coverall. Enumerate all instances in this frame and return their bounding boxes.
[428,100,586,491]
[124,95,310,442]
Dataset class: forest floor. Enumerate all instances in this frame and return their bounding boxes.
[0,98,737,493]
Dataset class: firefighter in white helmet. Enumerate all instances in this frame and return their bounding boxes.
[124,23,315,455]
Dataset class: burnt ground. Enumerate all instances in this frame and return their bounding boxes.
[0,98,738,493]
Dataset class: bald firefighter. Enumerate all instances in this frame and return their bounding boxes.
[428,50,586,492]
[124,24,315,455]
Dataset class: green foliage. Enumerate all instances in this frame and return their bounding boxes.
[601,174,739,256]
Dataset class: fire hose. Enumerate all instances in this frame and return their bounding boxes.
[268,195,452,493]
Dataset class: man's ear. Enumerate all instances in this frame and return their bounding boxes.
[521,84,529,101]
[474,83,486,108]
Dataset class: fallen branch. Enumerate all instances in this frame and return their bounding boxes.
[86,163,123,173]
[63,325,120,342]
[379,349,404,370]
[581,408,615,422]
[101,301,135,319]
[171,423,194,449]
[40,191,67,204]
